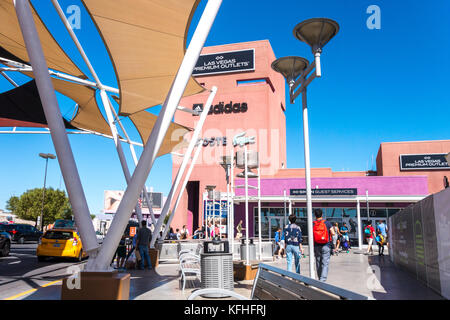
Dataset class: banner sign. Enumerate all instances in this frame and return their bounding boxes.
[193,49,255,76]
[290,188,358,196]
[400,154,450,171]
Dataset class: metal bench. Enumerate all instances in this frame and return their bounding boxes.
[188,263,370,300]
[179,253,201,291]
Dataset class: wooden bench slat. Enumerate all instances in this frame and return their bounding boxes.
[255,279,302,300]
[258,269,339,300]
[253,286,278,300]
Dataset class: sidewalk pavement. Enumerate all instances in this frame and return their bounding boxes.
[21,245,444,300]
[131,245,443,300]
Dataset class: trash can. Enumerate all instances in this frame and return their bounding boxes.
[200,239,233,298]
[240,238,256,261]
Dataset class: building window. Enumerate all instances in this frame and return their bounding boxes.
[253,206,399,240]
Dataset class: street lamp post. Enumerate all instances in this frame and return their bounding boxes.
[205,185,216,239]
[39,153,56,231]
[271,18,339,279]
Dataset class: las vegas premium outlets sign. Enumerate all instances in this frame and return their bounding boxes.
[192,49,255,76]
[400,154,450,171]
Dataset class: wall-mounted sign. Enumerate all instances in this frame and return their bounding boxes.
[400,154,450,171]
[196,137,227,147]
[193,49,255,76]
[290,188,358,196]
[193,101,248,116]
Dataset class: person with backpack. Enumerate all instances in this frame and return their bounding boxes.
[313,209,335,282]
[377,220,388,249]
[375,230,386,256]
[340,222,351,253]
[283,214,304,274]
[364,221,376,255]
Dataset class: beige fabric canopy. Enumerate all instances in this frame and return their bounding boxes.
[129,111,190,157]
[81,0,204,116]
[0,0,85,78]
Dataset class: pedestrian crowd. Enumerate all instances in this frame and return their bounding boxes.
[274,211,389,282]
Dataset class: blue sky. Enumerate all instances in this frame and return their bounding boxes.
[1,0,449,216]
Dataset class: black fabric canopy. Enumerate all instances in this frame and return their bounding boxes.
[0,80,76,129]
[0,46,28,66]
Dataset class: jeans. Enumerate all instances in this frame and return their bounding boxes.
[285,245,301,274]
[314,244,331,282]
[138,245,152,270]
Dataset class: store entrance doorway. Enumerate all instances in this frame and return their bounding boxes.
[268,216,285,240]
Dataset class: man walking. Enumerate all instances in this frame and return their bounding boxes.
[283,214,304,274]
[313,209,335,282]
[136,220,152,270]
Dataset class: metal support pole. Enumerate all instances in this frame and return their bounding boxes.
[40,158,49,231]
[161,141,204,241]
[150,87,217,247]
[212,187,216,237]
[302,88,316,279]
[257,163,262,260]
[244,145,250,266]
[283,189,287,226]
[107,105,157,225]
[0,71,18,86]
[99,90,144,223]
[53,0,145,223]
[226,166,231,242]
[14,0,98,256]
[90,0,221,270]
[357,199,362,250]
[230,148,235,256]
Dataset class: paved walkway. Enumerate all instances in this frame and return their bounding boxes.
[19,246,444,300]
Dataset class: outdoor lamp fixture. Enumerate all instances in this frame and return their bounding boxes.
[220,156,233,184]
[236,169,258,178]
[271,56,309,101]
[205,185,216,200]
[271,17,339,279]
[39,153,56,231]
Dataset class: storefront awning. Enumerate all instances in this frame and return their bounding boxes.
[81,0,204,116]
[0,0,85,78]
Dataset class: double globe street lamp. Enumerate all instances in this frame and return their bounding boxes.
[271,18,339,279]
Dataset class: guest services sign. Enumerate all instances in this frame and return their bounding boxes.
[193,49,255,76]
[400,154,450,171]
[290,189,358,196]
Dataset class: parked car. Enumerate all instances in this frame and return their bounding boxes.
[95,231,105,244]
[1,223,42,244]
[0,229,11,257]
[36,228,87,262]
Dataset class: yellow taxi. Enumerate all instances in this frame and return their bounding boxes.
[37,228,87,262]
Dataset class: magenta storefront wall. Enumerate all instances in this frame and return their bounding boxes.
[235,176,429,197]
[233,176,429,237]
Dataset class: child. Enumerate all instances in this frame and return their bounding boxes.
[375,231,385,256]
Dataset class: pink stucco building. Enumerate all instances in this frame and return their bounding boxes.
[169,40,450,240]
